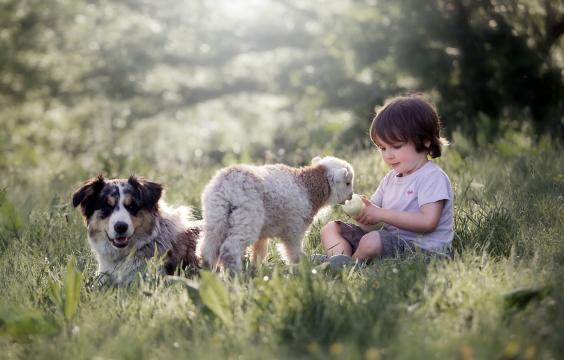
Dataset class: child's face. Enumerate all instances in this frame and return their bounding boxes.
[375,138,428,176]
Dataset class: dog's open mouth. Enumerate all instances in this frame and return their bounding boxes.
[106,232,130,248]
[112,236,129,248]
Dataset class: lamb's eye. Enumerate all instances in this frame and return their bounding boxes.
[346,182,351,186]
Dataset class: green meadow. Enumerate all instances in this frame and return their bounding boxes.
[1,130,562,359]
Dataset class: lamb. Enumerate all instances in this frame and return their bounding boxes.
[198,156,354,272]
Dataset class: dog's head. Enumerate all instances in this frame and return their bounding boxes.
[312,156,355,205]
[72,175,163,249]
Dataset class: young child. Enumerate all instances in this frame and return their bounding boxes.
[319,94,454,264]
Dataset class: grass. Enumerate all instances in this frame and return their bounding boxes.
[0,132,563,359]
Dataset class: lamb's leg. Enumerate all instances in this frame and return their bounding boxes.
[251,237,269,266]
[279,229,305,264]
[219,201,265,273]
[199,193,231,269]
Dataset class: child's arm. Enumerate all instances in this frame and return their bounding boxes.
[355,196,444,233]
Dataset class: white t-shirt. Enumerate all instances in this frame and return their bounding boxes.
[370,161,454,251]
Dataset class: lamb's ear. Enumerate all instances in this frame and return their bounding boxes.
[311,156,322,165]
[328,167,349,183]
[128,176,163,211]
[72,175,105,218]
[335,168,349,181]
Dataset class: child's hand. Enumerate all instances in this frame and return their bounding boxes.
[353,196,382,226]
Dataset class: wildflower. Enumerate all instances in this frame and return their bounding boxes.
[72,326,80,336]
[524,345,536,360]
[460,345,474,360]
[502,341,520,358]
[365,347,381,360]
[470,181,485,191]
[329,342,344,355]
[307,342,320,354]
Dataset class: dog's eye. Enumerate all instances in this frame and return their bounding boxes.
[125,203,139,213]
[100,203,113,218]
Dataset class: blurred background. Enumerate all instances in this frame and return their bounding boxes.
[2,2,564,356]
[1,0,563,183]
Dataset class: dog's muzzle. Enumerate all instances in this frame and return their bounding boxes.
[106,232,130,248]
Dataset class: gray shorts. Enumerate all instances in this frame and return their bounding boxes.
[335,221,416,258]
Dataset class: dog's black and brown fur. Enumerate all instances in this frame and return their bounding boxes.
[72,175,200,285]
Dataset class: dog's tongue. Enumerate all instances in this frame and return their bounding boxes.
[112,237,129,248]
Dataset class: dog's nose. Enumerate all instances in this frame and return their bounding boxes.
[114,221,128,234]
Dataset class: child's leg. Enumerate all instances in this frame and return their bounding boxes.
[320,221,353,256]
[352,232,383,261]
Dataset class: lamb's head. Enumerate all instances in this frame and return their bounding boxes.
[312,156,354,205]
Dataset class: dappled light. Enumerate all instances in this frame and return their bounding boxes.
[2,0,562,181]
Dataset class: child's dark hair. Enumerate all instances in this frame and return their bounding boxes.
[370,94,448,158]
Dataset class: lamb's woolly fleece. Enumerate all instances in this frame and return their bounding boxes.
[198,156,354,272]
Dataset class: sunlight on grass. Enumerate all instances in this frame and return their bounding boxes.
[0,134,562,359]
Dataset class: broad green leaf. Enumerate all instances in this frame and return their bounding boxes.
[198,271,233,327]
[63,256,83,321]
[503,286,550,310]
[0,194,22,233]
[47,278,63,309]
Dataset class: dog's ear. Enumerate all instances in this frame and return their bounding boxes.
[72,175,106,218]
[128,176,163,212]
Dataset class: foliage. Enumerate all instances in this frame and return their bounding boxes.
[1,0,563,177]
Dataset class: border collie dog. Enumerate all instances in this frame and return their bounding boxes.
[72,175,200,285]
